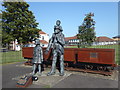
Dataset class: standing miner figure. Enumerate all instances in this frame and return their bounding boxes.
[46,20,65,76]
[32,39,43,76]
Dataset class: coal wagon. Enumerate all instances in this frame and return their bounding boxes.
[22,47,117,75]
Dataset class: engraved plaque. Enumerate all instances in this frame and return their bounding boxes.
[90,53,98,58]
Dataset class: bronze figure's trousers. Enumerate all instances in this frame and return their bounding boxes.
[32,64,41,75]
[49,51,64,75]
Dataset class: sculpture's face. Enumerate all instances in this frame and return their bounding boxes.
[56,20,61,26]
[54,20,61,34]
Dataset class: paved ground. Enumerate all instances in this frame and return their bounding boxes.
[53,74,118,88]
[1,62,119,88]
[2,62,32,88]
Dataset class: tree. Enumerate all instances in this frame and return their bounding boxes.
[77,12,96,48]
[2,0,40,47]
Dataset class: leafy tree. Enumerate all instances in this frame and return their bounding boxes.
[0,13,2,47]
[77,12,96,48]
[2,0,40,47]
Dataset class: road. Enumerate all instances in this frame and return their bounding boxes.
[1,62,119,88]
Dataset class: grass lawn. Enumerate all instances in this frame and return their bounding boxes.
[1,50,26,64]
[65,45,120,65]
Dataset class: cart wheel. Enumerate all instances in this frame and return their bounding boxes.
[85,65,93,70]
[64,63,69,67]
[97,66,104,71]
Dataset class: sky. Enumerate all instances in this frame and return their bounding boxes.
[1,1,118,38]
[26,2,118,38]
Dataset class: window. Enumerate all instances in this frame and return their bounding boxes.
[39,35,41,38]
[42,36,44,40]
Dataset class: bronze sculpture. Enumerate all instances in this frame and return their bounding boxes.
[32,39,43,76]
[46,20,65,76]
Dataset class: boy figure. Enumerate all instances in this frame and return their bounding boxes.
[45,20,65,76]
[32,39,43,76]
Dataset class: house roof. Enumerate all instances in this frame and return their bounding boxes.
[96,36,114,42]
[65,36,114,42]
[65,36,77,41]
[113,35,120,38]
[39,31,47,34]
[40,40,48,44]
